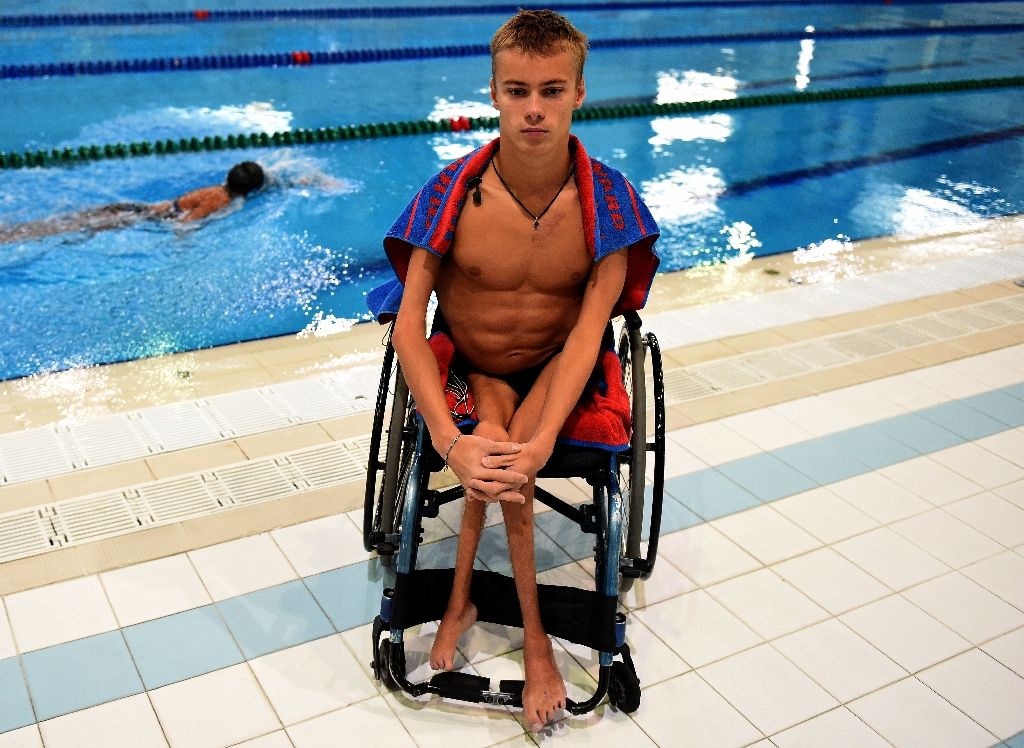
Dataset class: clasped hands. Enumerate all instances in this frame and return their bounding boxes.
[442,433,552,504]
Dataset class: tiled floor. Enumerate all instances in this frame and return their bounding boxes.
[1,228,1024,747]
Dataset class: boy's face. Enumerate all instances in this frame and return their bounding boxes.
[490,48,585,156]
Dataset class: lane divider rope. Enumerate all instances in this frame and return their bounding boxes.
[3,0,1022,28]
[1,76,1021,170]
[3,23,1024,80]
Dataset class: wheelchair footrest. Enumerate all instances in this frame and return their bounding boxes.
[429,671,489,691]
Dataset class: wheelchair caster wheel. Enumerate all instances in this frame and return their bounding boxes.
[378,640,404,692]
[607,661,641,713]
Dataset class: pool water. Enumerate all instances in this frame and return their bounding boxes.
[1,1,1023,380]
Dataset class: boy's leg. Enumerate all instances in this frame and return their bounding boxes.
[501,358,568,731]
[429,375,519,671]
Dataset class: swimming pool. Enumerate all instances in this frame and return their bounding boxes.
[1,1,1023,381]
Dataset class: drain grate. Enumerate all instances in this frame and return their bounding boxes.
[665,291,1024,407]
[0,437,375,564]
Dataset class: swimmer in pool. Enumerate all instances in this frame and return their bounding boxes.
[0,161,265,244]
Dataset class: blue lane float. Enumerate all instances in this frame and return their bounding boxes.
[3,0,1024,28]
[4,23,1024,80]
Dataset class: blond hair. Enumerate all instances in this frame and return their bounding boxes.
[490,9,589,82]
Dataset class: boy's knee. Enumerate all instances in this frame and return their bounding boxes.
[474,419,510,441]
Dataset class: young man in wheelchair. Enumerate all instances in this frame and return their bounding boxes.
[385,10,659,731]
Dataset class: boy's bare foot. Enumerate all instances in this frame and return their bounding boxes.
[522,636,567,732]
[429,602,478,670]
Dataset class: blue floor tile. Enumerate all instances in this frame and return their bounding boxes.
[1002,382,1024,403]
[480,521,573,573]
[873,412,963,454]
[21,631,143,722]
[770,441,868,486]
[917,401,1010,440]
[305,560,389,633]
[963,390,1024,428]
[536,510,598,563]
[1005,730,1024,748]
[123,605,243,690]
[665,469,762,521]
[821,425,919,470]
[718,452,820,502]
[218,580,334,660]
[0,657,34,734]
[643,485,703,537]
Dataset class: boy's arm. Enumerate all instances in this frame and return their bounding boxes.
[509,247,629,475]
[390,246,528,500]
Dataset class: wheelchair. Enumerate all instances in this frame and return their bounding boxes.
[363,310,666,716]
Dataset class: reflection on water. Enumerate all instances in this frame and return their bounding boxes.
[654,69,738,104]
[795,32,816,91]
[640,165,726,227]
[648,114,733,151]
[790,234,864,285]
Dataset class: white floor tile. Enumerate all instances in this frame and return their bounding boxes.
[773,619,907,702]
[834,527,950,590]
[849,677,997,748]
[717,408,814,452]
[946,492,1024,548]
[100,554,212,628]
[338,624,393,699]
[287,697,415,748]
[919,649,1024,740]
[5,575,118,652]
[828,472,933,524]
[698,644,838,735]
[232,732,293,748]
[706,569,829,640]
[633,590,761,669]
[0,726,42,748]
[580,551,697,612]
[904,366,992,399]
[930,442,1024,490]
[188,534,298,601]
[0,599,15,660]
[962,551,1024,609]
[772,548,890,615]
[840,595,971,673]
[866,373,949,410]
[556,613,691,691]
[532,703,657,747]
[880,456,984,506]
[654,435,709,480]
[457,621,525,666]
[630,672,762,748]
[383,687,525,748]
[149,664,281,748]
[903,572,1024,644]
[770,706,890,748]
[890,509,1003,568]
[977,429,1024,468]
[817,385,907,425]
[249,635,378,726]
[947,356,1024,389]
[994,478,1024,510]
[271,514,371,577]
[769,397,864,437]
[668,422,761,466]
[981,627,1024,678]
[772,487,878,544]
[658,524,761,587]
[711,505,821,565]
[38,694,167,748]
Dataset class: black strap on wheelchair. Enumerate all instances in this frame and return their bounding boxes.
[391,568,618,652]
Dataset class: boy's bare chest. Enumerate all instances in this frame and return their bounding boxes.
[448,180,590,293]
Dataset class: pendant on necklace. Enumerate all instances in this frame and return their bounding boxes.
[533,219,540,230]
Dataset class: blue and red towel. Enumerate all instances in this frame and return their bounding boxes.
[368,135,659,451]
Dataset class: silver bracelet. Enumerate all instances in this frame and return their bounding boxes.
[443,433,462,471]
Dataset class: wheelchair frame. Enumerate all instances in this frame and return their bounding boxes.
[363,310,666,715]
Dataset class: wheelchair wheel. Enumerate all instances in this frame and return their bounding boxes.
[607,660,641,713]
[378,639,404,692]
[617,323,647,586]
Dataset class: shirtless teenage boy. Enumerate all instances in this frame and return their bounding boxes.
[389,10,657,732]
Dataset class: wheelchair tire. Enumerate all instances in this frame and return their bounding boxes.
[607,660,641,713]
[378,640,404,692]
[617,324,647,587]
[376,366,412,543]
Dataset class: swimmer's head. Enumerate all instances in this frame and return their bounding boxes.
[226,161,265,197]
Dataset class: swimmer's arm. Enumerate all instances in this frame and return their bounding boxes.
[519,248,629,468]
